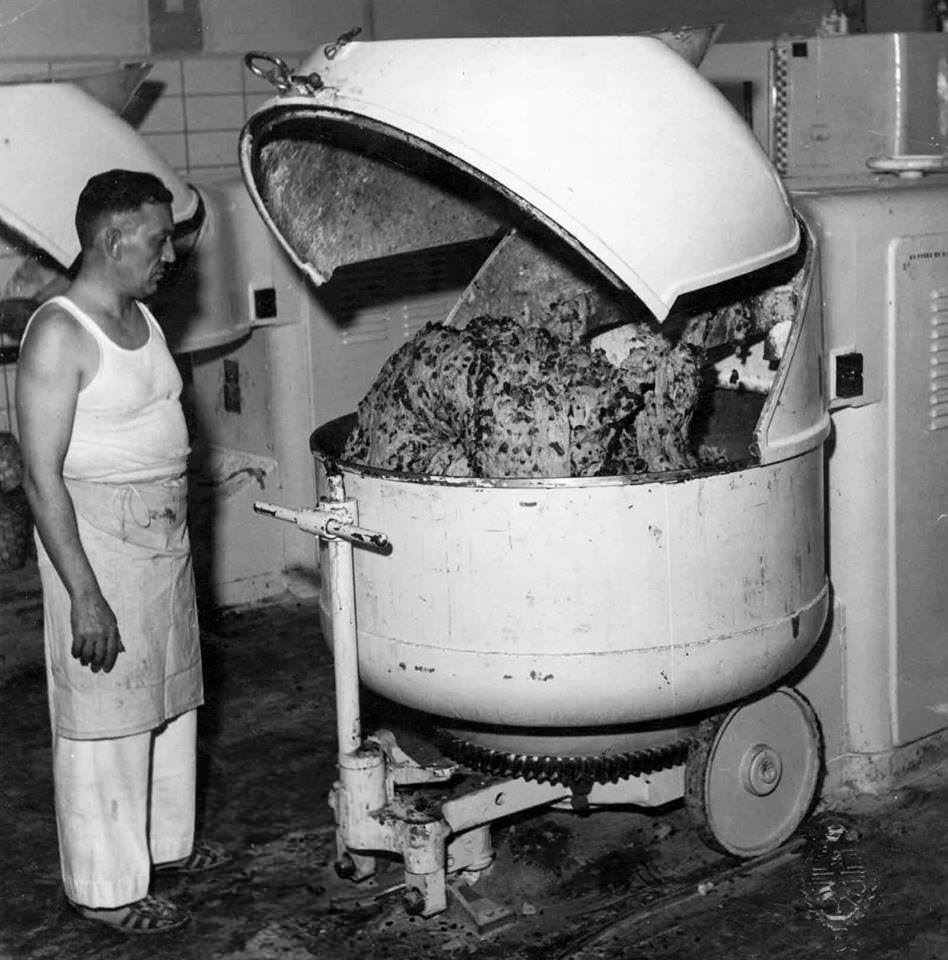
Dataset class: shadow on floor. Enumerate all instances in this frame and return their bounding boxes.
[2,597,948,959]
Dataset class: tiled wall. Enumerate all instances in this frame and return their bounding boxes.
[136,51,308,182]
[0,52,307,181]
[0,51,307,432]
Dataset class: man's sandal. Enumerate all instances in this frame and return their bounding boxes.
[154,839,233,874]
[73,894,190,934]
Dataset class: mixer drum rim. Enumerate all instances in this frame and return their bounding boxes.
[315,429,829,729]
[310,413,756,489]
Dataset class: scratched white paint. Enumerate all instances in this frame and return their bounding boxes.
[317,447,829,729]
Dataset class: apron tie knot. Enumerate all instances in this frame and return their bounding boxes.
[116,485,152,538]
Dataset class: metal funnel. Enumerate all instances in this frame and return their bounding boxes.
[645,24,725,66]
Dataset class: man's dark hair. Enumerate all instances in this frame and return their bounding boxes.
[75,169,174,251]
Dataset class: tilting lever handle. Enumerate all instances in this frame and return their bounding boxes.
[253,501,392,553]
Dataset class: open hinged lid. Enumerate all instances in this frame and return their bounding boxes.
[0,83,198,268]
[240,35,799,321]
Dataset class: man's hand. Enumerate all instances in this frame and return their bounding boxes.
[70,593,125,674]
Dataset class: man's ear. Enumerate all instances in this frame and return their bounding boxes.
[103,226,123,261]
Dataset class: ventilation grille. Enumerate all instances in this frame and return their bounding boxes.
[769,43,790,177]
[931,290,948,431]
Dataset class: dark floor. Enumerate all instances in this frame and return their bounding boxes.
[3,565,948,960]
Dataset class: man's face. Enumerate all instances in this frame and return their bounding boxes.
[115,202,175,297]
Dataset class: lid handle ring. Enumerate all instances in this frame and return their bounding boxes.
[244,51,293,92]
[244,51,324,96]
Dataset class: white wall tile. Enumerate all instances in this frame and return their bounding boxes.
[136,94,186,134]
[185,94,246,131]
[182,57,243,95]
[145,59,184,96]
[243,92,275,118]
[186,130,240,168]
[141,131,189,170]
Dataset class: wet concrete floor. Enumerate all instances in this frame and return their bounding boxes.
[3,559,948,959]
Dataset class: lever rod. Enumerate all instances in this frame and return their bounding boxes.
[253,501,392,553]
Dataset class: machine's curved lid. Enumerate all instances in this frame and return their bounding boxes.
[240,35,798,321]
[0,83,198,268]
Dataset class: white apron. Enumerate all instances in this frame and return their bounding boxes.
[38,475,203,740]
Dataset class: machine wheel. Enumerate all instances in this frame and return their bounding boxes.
[685,686,822,858]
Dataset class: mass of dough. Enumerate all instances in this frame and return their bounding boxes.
[343,315,702,479]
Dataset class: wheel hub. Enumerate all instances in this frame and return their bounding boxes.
[741,743,783,797]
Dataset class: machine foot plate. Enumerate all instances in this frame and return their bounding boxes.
[448,878,517,936]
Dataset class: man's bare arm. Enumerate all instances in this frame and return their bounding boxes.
[15,309,124,674]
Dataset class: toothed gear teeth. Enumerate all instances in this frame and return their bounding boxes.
[437,730,690,788]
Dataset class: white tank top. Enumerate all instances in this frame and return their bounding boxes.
[24,296,189,483]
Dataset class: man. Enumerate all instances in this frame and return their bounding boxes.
[16,169,230,934]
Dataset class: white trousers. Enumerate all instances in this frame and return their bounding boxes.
[53,709,197,908]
